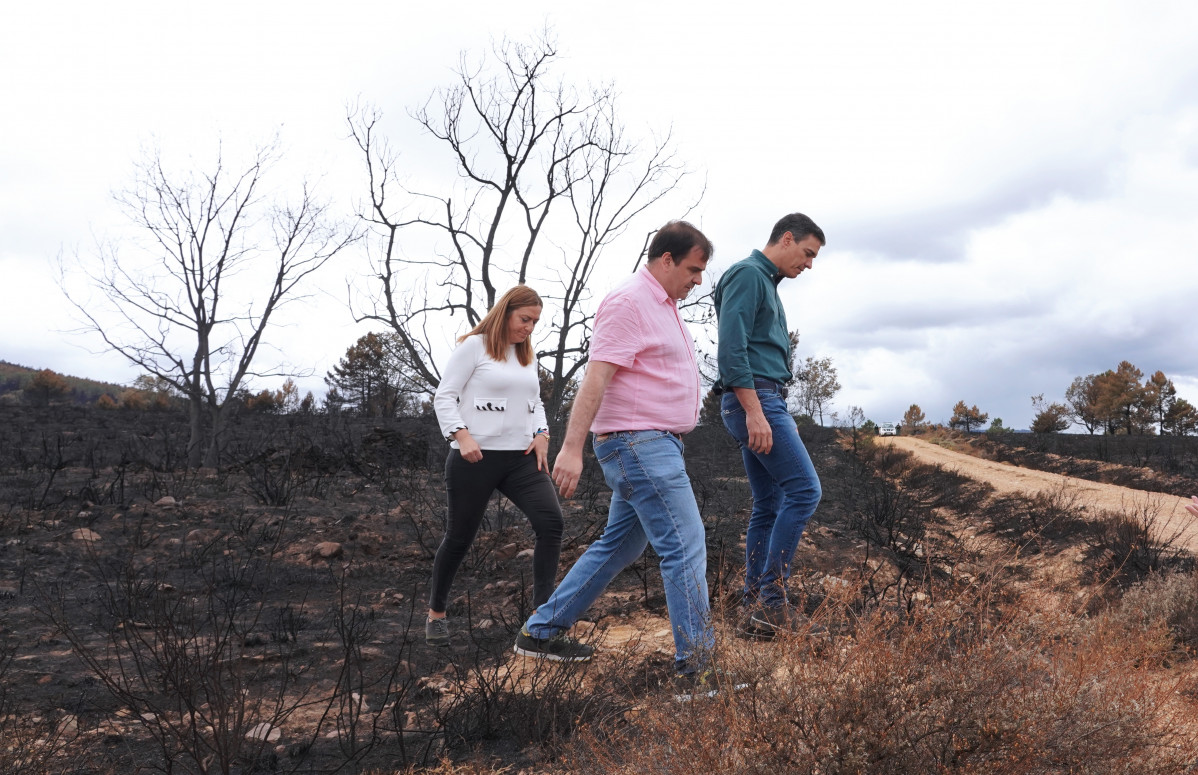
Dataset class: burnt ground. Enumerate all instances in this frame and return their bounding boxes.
[4,406,1195,774]
[0,405,861,773]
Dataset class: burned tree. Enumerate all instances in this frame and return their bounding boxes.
[348,32,699,421]
[63,142,357,467]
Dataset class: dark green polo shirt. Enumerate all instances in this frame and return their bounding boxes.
[713,249,791,391]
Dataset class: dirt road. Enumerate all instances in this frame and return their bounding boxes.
[878,435,1198,554]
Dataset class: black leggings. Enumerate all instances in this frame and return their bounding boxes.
[428,449,564,613]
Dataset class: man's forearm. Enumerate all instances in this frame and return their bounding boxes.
[561,362,620,451]
[732,386,764,418]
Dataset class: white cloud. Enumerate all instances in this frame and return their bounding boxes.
[1,0,1196,429]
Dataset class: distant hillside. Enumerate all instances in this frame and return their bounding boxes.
[0,360,128,405]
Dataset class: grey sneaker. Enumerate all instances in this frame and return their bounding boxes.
[425,616,449,646]
[513,628,593,662]
[748,606,828,639]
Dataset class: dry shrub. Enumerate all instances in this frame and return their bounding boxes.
[1114,569,1198,651]
[371,759,520,775]
[569,595,1197,774]
[865,443,916,479]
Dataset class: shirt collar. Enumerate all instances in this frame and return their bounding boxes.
[749,249,784,286]
[636,266,675,305]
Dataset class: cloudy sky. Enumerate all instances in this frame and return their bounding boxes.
[3,0,1196,429]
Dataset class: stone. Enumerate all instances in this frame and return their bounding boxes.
[71,528,101,543]
[154,496,178,508]
[313,541,343,559]
[246,723,282,742]
[186,529,220,544]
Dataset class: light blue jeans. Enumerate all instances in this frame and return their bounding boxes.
[524,430,713,671]
[721,386,822,609]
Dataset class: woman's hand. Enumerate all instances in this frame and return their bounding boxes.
[525,432,549,471]
[454,429,483,463]
[1186,495,1198,519]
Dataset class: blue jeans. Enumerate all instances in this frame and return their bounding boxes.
[721,387,821,608]
[524,430,713,670]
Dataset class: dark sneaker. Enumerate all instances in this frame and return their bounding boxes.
[749,606,829,639]
[513,628,594,662]
[425,617,449,646]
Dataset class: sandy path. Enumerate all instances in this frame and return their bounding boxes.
[878,435,1198,554]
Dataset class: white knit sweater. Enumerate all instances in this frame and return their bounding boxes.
[433,335,549,451]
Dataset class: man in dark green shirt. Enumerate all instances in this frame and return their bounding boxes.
[713,212,825,638]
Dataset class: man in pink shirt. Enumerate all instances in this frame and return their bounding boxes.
[514,221,715,679]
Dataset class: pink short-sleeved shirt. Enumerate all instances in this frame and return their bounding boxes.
[589,268,702,434]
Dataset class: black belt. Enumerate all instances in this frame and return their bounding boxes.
[753,378,789,399]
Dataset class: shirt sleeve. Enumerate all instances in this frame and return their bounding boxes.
[589,296,643,368]
[716,266,765,390]
[433,336,480,439]
[530,362,549,433]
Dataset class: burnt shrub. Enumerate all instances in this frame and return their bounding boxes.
[236,439,341,506]
[432,637,634,750]
[0,635,81,774]
[1086,494,1193,581]
[854,480,923,554]
[981,484,1091,547]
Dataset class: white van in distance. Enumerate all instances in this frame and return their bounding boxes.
[878,422,898,436]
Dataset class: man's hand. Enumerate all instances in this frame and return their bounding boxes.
[745,408,773,454]
[551,361,620,498]
[552,444,584,498]
[454,429,483,463]
[524,433,549,471]
[732,386,773,454]
[1187,495,1198,519]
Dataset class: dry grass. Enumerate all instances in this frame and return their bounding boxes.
[567,590,1198,775]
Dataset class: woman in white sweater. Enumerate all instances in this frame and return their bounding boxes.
[426,285,563,646]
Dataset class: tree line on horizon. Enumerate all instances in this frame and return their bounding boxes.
[9,324,848,435]
[890,360,1197,436]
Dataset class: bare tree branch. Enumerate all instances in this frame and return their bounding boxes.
[347,31,701,420]
[61,141,358,467]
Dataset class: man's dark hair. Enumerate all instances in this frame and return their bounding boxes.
[767,213,825,247]
[647,220,713,264]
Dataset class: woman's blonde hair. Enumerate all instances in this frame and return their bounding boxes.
[458,285,543,366]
